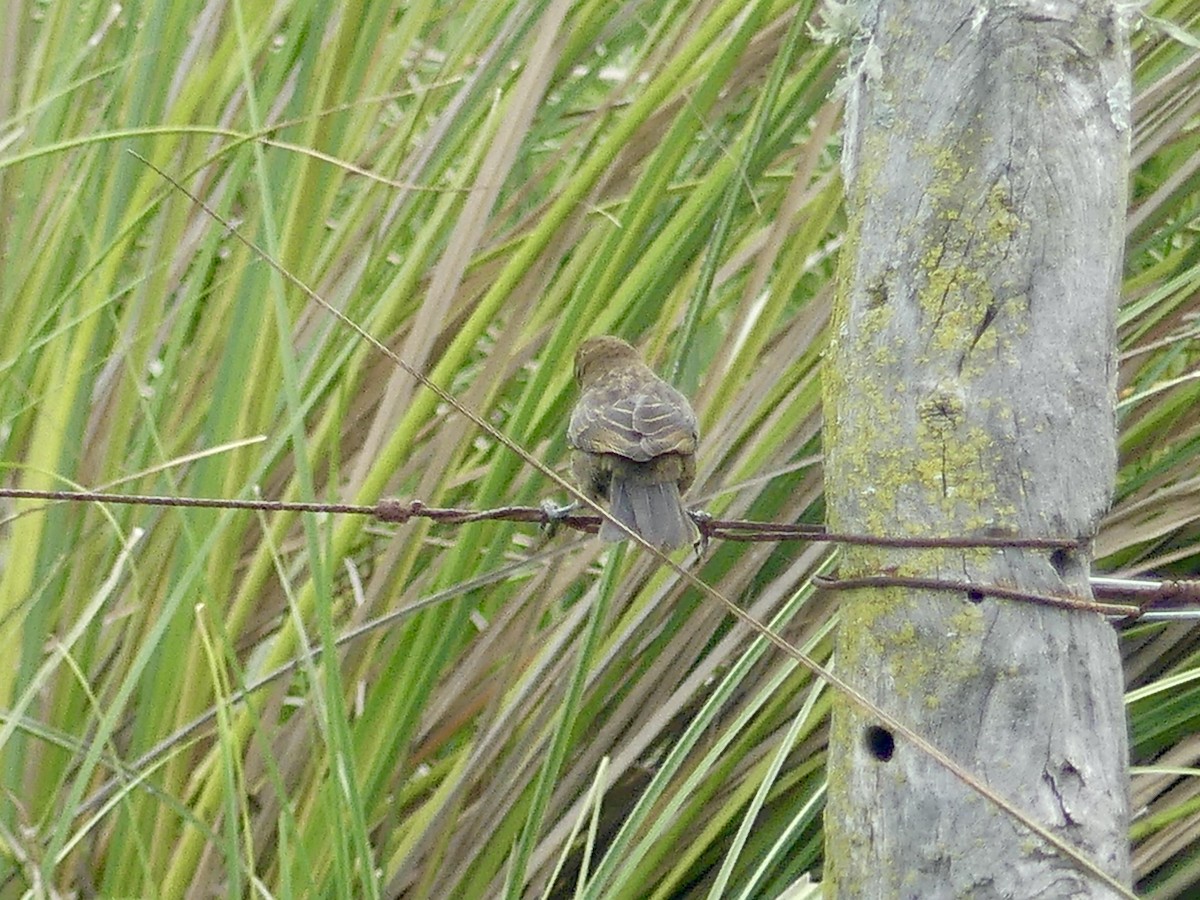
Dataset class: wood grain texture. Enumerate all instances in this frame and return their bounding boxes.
[822,1,1133,896]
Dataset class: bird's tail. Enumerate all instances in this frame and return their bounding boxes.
[601,477,698,550]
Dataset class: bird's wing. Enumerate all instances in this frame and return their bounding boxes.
[569,380,697,461]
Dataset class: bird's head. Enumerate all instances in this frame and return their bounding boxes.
[574,335,641,387]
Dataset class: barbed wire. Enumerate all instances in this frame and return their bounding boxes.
[3,487,1196,622]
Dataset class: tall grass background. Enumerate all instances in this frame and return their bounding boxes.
[0,1,1198,897]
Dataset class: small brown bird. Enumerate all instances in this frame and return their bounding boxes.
[568,335,699,550]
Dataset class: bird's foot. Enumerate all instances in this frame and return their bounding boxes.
[540,499,578,539]
[688,508,712,557]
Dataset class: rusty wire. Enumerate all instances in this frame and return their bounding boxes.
[2,487,1195,622]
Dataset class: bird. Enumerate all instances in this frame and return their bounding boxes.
[567,335,699,550]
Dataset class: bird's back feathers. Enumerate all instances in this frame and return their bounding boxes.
[568,367,698,463]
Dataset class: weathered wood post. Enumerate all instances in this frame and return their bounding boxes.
[822,2,1133,896]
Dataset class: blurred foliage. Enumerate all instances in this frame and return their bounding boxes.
[0,0,1196,897]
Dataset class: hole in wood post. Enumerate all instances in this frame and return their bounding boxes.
[864,725,895,761]
[1050,548,1073,576]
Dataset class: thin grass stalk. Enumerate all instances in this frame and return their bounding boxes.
[704,675,827,897]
